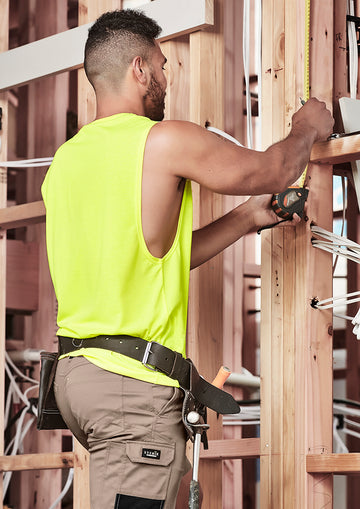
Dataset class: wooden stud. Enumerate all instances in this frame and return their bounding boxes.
[222,3,248,506]
[260,1,334,507]
[0,0,8,504]
[162,36,190,122]
[188,1,224,507]
[17,2,68,506]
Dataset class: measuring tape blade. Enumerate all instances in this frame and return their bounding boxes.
[296,0,311,188]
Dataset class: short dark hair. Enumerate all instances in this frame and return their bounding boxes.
[84,9,162,90]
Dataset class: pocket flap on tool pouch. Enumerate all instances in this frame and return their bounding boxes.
[126,441,175,466]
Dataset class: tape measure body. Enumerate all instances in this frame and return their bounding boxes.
[271,187,309,219]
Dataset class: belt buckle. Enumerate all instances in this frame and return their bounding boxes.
[141,341,157,371]
[72,338,83,348]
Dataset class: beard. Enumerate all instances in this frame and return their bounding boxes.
[143,73,166,121]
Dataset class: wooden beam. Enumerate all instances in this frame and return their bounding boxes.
[0,0,214,92]
[0,201,45,230]
[306,454,360,474]
[310,134,360,165]
[0,452,74,472]
[200,438,260,460]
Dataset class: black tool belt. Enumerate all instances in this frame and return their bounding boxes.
[58,335,240,416]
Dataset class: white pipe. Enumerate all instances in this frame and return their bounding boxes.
[7,348,42,364]
[225,371,260,389]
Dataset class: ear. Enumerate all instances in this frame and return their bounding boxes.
[132,56,148,86]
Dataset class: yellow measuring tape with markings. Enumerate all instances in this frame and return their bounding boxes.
[270,0,311,222]
[298,0,311,187]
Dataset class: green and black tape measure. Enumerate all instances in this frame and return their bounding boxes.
[271,186,309,219]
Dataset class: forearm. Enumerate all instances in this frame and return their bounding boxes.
[190,201,257,270]
[263,124,318,193]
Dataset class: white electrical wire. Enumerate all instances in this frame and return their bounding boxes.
[4,412,35,456]
[343,427,360,441]
[5,351,39,385]
[333,403,360,418]
[0,157,53,168]
[48,437,75,509]
[4,383,14,430]
[333,312,355,322]
[311,225,360,247]
[3,354,39,500]
[311,224,360,335]
[314,290,360,310]
[311,225,360,265]
[48,468,74,509]
[4,363,32,407]
[333,417,349,454]
[206,126,244,147]
[344,416,360,430]
[3,407,36,498]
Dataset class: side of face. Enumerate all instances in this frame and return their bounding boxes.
[143,42,167,121]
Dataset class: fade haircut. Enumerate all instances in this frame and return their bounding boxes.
[84,9,162,91]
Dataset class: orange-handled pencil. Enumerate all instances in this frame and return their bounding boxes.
[211,366,231,389]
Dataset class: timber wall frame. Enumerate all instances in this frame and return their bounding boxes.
[1,0,360,508]
[260,1,360,508]
[0,1,228,507]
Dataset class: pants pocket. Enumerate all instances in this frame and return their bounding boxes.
[106,440,175,501]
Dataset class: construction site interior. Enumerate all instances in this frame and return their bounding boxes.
[0,0,360,508]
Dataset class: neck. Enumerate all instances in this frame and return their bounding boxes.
[95,89,146,120]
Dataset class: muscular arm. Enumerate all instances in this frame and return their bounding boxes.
[146,98,334,196]
[142,98,333,261]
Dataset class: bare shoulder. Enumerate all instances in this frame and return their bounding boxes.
[145,119,237,175]
[146,119,210,153]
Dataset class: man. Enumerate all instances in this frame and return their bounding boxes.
[41,9,334,509]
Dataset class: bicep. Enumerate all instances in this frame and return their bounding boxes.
[147,120,280,196]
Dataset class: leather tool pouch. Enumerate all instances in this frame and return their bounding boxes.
[181,360,209,448]
[37,351,68,430]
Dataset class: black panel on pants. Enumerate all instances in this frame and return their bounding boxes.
[114,494,165,508]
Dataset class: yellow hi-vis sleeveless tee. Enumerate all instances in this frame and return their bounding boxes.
[41,113,193,387]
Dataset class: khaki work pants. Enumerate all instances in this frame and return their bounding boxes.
[54,356,190,508]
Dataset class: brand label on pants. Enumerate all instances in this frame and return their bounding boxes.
[142,448,161,460]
